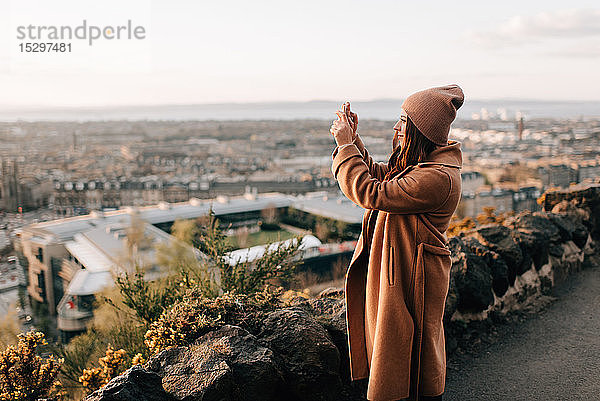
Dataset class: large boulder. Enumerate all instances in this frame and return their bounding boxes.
[543,211,589,249]
[468,224,524,285]
[461,237,510,298]
[316,287,344,299]
[544,184,600,238]
[308,296,350,382]
[510,211,562,265]
[447,237,495,314]
[84,365,176,401]
[257,306,343,401]
[144,325,285,401]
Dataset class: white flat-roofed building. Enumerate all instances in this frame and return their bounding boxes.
[291,191,364,225]
[224,234,323,266]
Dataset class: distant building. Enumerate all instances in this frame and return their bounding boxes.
[575,160,600,184]
[51,177,336,216]
[0,256,27,318]
[1,159,53,212]
[461,171,486,195]
[458,183,542,218]
[511,186,542,213]
[537,164,578,189]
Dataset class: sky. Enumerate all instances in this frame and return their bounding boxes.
[1,0,599,107]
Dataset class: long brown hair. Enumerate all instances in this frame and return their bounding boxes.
[383,116,438,181]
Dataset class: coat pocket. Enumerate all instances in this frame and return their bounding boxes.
[420,242,452,256]
[387,246,396,286]
[417,242,453,317]
[417,243,452,288]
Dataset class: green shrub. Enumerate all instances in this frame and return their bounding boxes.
[258,221,280,231]
[144,285,283,354]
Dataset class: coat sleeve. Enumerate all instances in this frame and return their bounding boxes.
[331,143,452,214]
[331,135,390,181]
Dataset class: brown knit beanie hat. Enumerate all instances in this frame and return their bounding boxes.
[401,84,464,146]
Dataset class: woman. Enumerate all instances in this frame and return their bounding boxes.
[329,84,464,401]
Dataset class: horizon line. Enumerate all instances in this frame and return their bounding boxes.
[2,97,600,110]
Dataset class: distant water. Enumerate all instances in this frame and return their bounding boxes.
[0,99,598,122]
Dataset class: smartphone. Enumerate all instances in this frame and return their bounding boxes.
[342,102,355,131]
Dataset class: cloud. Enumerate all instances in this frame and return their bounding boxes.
[465,8,600,48]
[544,39,600,58]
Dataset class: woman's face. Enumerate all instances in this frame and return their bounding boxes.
[392,109,408,150]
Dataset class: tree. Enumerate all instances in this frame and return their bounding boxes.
[121,210,155,272]
[314,216,333,242]
[447,216,476,237]
[334,220,349,240]
[109,266,183,327]
[52,286,150,400]
[234,225,250,248]
[475,206,514,226]
[260,202,278,224]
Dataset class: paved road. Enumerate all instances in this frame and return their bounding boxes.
[445,263,600,401]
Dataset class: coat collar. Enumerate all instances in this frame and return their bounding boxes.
[417,139,462,169]
[391,140,462,180]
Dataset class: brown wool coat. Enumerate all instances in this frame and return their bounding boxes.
[331,134,462,401]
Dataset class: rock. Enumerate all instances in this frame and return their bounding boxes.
[309,297,350,382]
[544,212,589,249]
[511,229,551,269]
[308,295,345,317]
[144,325,285,401]
[544,184,600,238]
[444,260,459,324]
[258,306,343,401]
[448,237,495,313]
[317,287,345,299]
[511,211,563,265]
[83,365,175,401]
[516,212,562,244]
[462,237,510,298]
[469,224,524,286]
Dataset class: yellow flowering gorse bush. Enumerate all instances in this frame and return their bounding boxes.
[145,286,283,354]
[0,331,64,401]
[79,345,127,394]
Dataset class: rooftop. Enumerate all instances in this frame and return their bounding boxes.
[24,192,365,245]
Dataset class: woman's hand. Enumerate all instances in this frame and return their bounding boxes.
[330,110,355,146]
